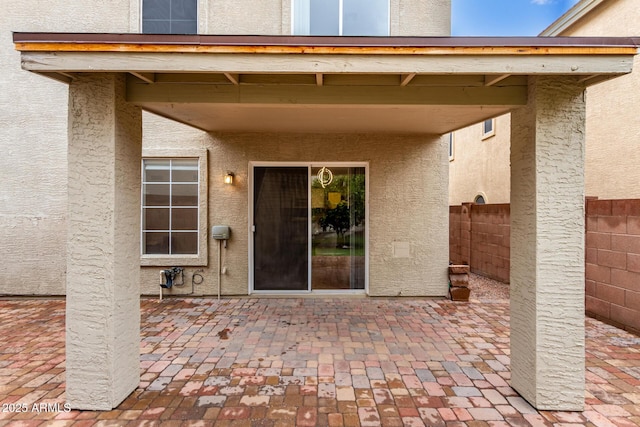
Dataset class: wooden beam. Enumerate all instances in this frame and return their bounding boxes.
[484,74,511,86]
[400,73,416,86]
[323,74,399,86]
[129,72,155,83]
[316,73,323,86]
[238,74,315,85]
[224,72,239,85]
[20,51,635,76]
[38,72,73,84]
[577,74,599,83]
[410,75,485,87]
[155,73,230,84]
[127,82,528,106]
[577,74,617,86]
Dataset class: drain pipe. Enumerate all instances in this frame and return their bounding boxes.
[217,239,222,301]
[211,225,230,301]
[159,270,164,301]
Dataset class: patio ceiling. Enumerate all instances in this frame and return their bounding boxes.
[13,33,639,134]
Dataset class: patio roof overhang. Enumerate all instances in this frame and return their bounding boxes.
[13,33,639,134]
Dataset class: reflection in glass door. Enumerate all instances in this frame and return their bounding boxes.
[311,166,366,290]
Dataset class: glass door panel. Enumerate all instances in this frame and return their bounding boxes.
[253,167,309,291]
[311,166,366,290]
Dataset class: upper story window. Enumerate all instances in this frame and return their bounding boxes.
[448,133,455,162]
[482,118,495,139]
[142,0,198,34]
[293,0,389,36]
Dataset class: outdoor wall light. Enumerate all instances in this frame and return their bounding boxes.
[224,172,234,185]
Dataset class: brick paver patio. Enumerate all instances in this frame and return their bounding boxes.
[0,296,639,426]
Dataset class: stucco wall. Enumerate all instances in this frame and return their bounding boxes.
[199,0,451,36]
[448,114,511,206]
[1,0,451,295]
[141,132,450,297]
[206,0,287,34]
[0,1,133,295]
[129,0,451,36]
[557,0,640,199]
[450,0,639,203]
[393,0,451,36]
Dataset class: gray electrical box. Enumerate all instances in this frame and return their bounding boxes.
[211,225,230,240]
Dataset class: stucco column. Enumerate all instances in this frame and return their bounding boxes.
[510,76,585,411]
[66,73,142,410]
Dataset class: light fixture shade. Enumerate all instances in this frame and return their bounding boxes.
[224,172,234,185]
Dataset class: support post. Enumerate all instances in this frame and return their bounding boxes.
[510,76,586,411]
[66,73,142,410]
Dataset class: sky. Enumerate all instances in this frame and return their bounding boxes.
[452,0,582,36]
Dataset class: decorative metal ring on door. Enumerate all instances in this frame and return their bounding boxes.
[317,166,333,188]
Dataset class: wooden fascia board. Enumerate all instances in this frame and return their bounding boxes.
[14,41,637,56]
[126,81,528,106]
[20,51,636,76]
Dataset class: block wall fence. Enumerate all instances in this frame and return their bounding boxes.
[449,199,640,336]
[449,203,511,283]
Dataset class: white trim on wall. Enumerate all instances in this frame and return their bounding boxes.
[481,118,496,139]
[140,148,208,267]
[540,0,604,36]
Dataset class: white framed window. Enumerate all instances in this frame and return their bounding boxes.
[292,0,389,36]
[141,149,208,266]
[474,194,486,204]
[142,0,198,34]
[448,132,455,162]
[482,118,495,139]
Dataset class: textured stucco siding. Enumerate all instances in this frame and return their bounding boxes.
[206,0,286,34]
[510,76,585,411]
[0,1,132,295]
[66,74,141,410]
[448,114,511,206]
[2,0,452,295]
[141,132,450,297]
[450,0,639,204]
[199,0,451,36]
[393,0,451,36]
[557,0,640,199]
[132,0,451,36]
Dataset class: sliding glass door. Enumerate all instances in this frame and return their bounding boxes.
[252,164,366,293]
[253,167,309,291]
